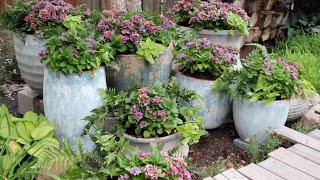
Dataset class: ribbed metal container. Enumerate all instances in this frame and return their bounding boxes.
[287,96,310,122]
[13,33,47,94]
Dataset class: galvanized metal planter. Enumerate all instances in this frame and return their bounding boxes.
[106,44,173,91]
[124,133,189,156]
[13,33,47,94]
[174,70,231,129]
[287,96,310,122]
[233,98,290,143]
[180,26,244,49]
[43,67,107,152]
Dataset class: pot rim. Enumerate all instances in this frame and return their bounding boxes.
[175,68,217,83]
[124,132,180,143]
[179,26,243,36]
[235,97,290,104]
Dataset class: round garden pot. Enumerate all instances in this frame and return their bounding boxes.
[43,66,107,152]
[287,96,310,122]
[124,133,189,157]
[106,44,173,91]
[233,98,290,143]
[180,26,244,49]
[175,70,231,129]
[13,33,47,94]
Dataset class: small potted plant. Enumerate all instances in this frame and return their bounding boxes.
[212,45,305,143]
[174,38,240,129]
[83,79,204,156]
[172,0,249,49]
[40,11,118,151]
[96,10,176,91]
[0,0,90,94]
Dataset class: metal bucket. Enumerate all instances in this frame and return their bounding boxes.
[43,66,107,151]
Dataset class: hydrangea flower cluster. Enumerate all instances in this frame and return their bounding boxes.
[125,84,182,138]
[263,58,301,80]
[24,0,90,36]
[175,38,240,79]
[119,150,191,180]
[173,0,248,32]
[96,10,176,52]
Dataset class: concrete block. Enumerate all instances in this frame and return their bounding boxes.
[18,86,43,114]
[233,138,249,150]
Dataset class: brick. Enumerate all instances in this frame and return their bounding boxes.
[18,86,43,114]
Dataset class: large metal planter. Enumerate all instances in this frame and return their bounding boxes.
[287,96,310,122]
[233,98,290,143]
[106,45,173,91]
[43,67,107,151]
[180,26,244,49]
[175,70,231,129]
[124,133,189,156]
[13,33,47,94]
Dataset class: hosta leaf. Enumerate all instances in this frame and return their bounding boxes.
[31,125,55,140]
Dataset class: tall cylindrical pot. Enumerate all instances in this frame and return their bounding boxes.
[175,71,231,129]
[180,26,244,49]
[233,98,290,143]
[287,96,310,122]
[13,33,47,94]
[43,67,107,151]
[107,45,173,91]
[124,133,189,157]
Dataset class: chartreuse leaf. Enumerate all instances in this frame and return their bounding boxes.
[23,111,39,123]
[27,138,59,157]
[31,125,55,141]
[136,37,165,64]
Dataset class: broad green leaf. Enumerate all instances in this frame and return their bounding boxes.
[31,125,55,140]
[23,112,39,122]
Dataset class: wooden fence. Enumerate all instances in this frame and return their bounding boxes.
[0,0,178,14]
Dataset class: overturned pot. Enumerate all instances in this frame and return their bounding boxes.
[287,96,310,122]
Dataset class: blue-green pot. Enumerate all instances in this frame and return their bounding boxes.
[233,98,290,143]
[43,66,106,151]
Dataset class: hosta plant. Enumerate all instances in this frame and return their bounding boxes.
[96,10,176,64]
[0,0,91,37]
[172,0,249,35]
[175,38,240,79]
[212,45,305,103]
[84,78,204,145]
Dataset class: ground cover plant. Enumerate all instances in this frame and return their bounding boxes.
[272,32,320,92]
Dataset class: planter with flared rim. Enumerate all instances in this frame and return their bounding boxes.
[174,70,231,129]
[13,33,47,94]
[179,26,244,49]
[233,98,290,143]
[287,95,310,122]
[43,66,107,152]
[124,132,189,156]
[106,44,173,92]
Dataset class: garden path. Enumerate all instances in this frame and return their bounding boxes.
[204,126,320,180]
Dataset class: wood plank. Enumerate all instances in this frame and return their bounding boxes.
[222,168,248,180]
[213,174,229,180]
[258,157,317,180]
[269,147,320,179]
[238,163,284,180]
[288,144,320,165]
[273,126,320,151]
[308,129,320,141]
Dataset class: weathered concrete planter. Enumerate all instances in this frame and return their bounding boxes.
[124,133,189,156]
[233,98,290,143]
[175,70,231,129]
[287,96,310,122]
[13,33,47,94]
[180,26,244,49]
[43,67,107,151]
[106,45,173,91]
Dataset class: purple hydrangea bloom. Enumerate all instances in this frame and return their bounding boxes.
[130,167,141,176]
[176,54,186,59]
[38,49,49,56]
[265,70,273,76]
